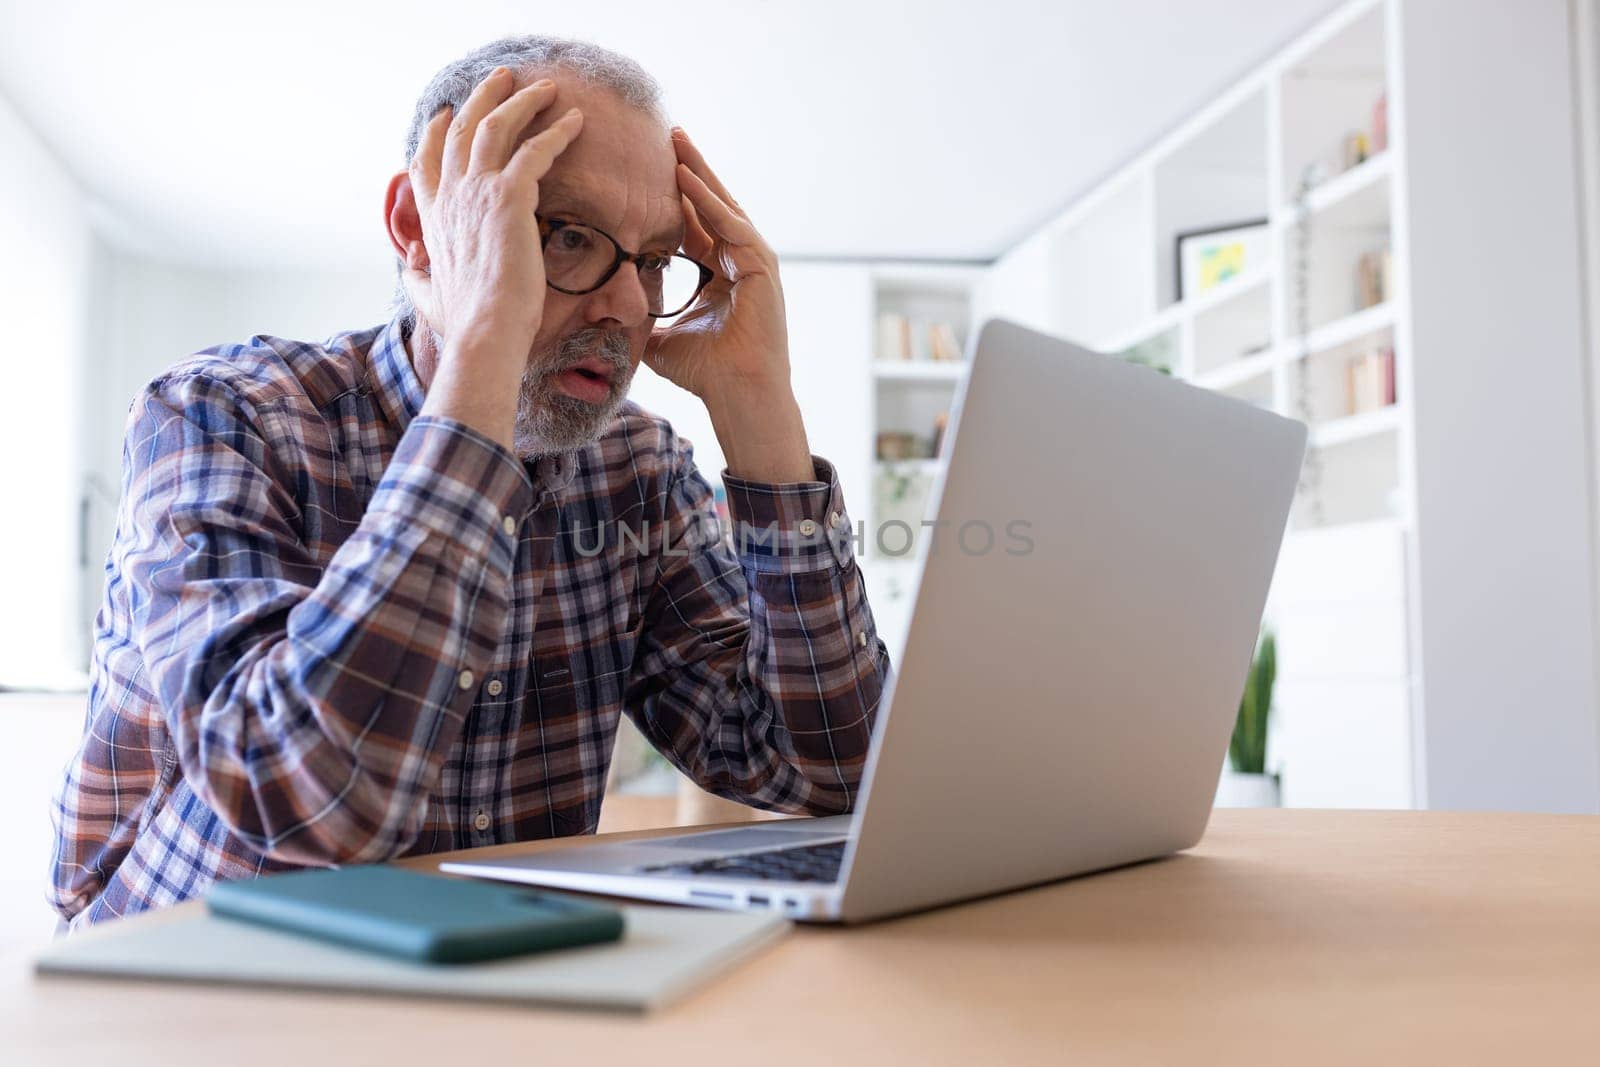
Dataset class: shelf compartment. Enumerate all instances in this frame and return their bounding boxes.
[1309,404,1401,449]
[1280,152,1392,224]
[1284,301,1394,361]
[1192,269,1273,375]
[874,273,973,364]
[1288,313,1396,428]
[1099,267,1271,359]
[875,378,954,466]
[1153,88,1271,310]
[1280,167,1392,334]
[1292,422,1402,531]
[1286,151,1388,220]
[1277,0,1388,203]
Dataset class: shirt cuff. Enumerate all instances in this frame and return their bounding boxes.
[722,456,858,575]
[367,415,534,573]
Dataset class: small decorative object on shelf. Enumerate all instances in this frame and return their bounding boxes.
[929,412,949,459]
[1175,218,1270,300]
[1218,629,1280,808]
[1341,130,1370,170]
[1371,91,1388,153]
[876,431,931,462]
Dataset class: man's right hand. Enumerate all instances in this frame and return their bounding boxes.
[403,67,584,450]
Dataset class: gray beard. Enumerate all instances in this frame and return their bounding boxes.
[428,326,635,459]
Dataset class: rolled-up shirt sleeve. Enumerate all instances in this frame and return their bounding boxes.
[623,437,891,815]
[124,370,531,866]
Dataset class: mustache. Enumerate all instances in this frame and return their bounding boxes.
[540,328,633,381]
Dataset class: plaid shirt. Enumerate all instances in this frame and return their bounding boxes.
[50,313,888,928]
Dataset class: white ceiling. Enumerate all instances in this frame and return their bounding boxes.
[0,0,1337,270]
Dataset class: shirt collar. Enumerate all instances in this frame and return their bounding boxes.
[368,311,427,437]
[531,449,580,498]
[368,311,581,501]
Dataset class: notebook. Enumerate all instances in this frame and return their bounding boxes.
[35,900,788,1013]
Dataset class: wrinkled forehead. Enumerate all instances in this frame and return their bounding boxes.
[515,73,682,249]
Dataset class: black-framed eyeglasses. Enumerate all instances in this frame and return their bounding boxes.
[536,215,713,318]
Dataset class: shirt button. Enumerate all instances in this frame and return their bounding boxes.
[502,515,518,536]
[457,669,475,690]
[831,510,844,528]
[857,631,868,648]
[798,519,818,537]
[473,811,490,832]
[485,678,504,697]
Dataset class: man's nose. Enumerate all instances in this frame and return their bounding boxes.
[583,260,652,328]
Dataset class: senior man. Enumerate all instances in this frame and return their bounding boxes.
[50,36,888,928]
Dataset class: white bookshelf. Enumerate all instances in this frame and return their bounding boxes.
[970,0,1600,812]
[860,264,982,659]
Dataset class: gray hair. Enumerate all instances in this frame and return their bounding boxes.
[392,35,667,327]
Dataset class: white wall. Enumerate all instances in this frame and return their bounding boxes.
[0,93,93,688]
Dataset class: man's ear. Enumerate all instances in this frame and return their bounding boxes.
[383,170,429,270]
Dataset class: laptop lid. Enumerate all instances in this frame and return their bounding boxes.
[836,319,1306,921]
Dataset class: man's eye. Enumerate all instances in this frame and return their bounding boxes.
[639,255,670,275]
[555,229,591,252]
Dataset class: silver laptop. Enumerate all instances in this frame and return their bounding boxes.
[442,318,1307,923]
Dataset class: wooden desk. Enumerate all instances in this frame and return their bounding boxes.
[7,809,1599,1064]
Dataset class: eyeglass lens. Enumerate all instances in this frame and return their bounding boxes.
[544,222,702,316]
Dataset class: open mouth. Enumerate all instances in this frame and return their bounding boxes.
[555,360,616,404]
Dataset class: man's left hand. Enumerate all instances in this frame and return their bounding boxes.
[645,128,815,484]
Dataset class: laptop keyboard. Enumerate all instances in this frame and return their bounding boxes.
[639,840,846,883]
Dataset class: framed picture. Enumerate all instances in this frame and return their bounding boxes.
[1175,219,1270,300]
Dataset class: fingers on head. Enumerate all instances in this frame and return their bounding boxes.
[441,66,516,177]
[678,165,749,242]
[671,129,740,213]
[468,78,558,175]
[505,108,584,190]
[680,196,714,259]
[409,107,453,205]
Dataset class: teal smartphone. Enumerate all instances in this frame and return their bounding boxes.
[207,866,625,964]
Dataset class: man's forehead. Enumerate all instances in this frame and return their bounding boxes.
[538,169,683,247]
[515,78,681,243]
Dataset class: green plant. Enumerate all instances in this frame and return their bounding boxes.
[1228,629,1276,775]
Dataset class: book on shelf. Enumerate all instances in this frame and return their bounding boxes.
[928,322,963,362]
[875,314,965,364]
[1356,248,1392,310]
[876,313,912,362]
[1345,346,1396,415]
